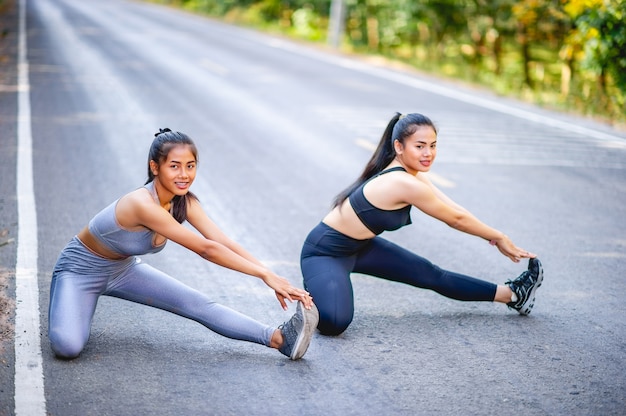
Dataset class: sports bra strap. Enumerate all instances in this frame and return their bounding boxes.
[369,166,407,181]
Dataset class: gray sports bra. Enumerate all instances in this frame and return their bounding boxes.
[87,182,167,256]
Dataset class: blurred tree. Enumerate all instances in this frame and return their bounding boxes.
[512,0,570,88]
[565,0,626,111]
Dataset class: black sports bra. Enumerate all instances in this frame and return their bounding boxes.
[348,167,412,235]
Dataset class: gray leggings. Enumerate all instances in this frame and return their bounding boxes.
[48,237,275,358]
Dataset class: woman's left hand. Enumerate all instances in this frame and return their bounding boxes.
[262,272,314,311]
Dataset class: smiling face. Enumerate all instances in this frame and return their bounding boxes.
[394,125,437,175]
[150,144,197,203]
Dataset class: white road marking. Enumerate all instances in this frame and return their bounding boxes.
[199,58,230,76]
[14,0,47,414]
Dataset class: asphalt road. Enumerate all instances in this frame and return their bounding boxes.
[1,0,626,415]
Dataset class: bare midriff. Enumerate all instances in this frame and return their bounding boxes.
[322,200,376,241]
[76,226,128,260]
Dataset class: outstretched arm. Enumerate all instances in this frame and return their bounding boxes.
[185,198,314,309]
[411,174,535,262]
[126,193,312,310]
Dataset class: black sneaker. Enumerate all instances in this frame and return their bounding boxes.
[506,258,544,315]
[278,301,319,360]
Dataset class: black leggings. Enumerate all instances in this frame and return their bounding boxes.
[300,223,497,335]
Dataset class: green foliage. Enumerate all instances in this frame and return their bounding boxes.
[567,0,626,105]
[153,0,626,125]
[291,6,325,40]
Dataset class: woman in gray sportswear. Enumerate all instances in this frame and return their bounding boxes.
[48,128,318,360]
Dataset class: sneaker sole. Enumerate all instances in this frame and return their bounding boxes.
[518,259,544,315]
[290,302,319,360]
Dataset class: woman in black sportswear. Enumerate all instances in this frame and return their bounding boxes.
[300,113,543,336]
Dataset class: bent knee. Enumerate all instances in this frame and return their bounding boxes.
[49,330,85,359]
[318,315,352,336]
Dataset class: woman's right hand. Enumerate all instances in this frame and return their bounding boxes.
[493,235,536,263]
[262,272,314,311]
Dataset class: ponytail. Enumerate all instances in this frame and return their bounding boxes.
[331,112,437,207]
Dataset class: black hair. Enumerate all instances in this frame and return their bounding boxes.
[332,112,437,207]
[145,128,199,223]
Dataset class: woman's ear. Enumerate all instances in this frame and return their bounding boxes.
[149,160,159,176]
[393,139,403,155]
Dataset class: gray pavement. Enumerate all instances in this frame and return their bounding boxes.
[1,0,626,415]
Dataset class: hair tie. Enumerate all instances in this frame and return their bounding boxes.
[155,127,172,137]
[391,114,405,143]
